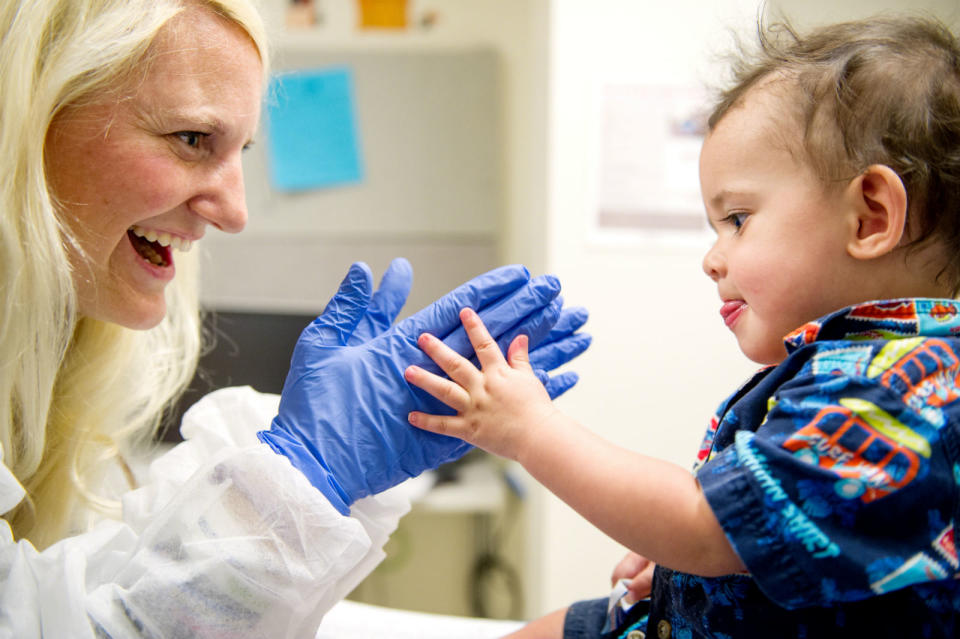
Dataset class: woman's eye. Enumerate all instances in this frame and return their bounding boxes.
[175,131,205,148]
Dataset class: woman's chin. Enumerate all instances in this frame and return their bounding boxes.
[79,297,167,330]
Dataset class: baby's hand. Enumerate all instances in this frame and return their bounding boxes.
[611,552,655,603]
[404,307,559,461]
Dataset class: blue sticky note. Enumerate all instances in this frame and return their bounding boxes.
[266,68,363,191]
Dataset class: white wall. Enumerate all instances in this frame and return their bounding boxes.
[519,0,960,617]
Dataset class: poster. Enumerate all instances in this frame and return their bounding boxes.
[597,84,708,233]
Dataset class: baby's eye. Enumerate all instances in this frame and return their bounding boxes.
[723,212,749,232]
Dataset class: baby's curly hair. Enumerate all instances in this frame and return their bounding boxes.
[710,15,960,294]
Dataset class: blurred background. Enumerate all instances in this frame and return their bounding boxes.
[183,0,960,623]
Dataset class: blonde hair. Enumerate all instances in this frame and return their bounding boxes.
[0,0,268,548]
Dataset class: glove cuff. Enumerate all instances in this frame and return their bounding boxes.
[257,427,353,515]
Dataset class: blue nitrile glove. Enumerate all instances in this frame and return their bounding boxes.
[258,262,566,514]
[529,303,591,398]
[348,257,413,344]
[351,260,588,397]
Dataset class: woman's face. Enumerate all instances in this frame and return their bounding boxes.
[44,6,263,329]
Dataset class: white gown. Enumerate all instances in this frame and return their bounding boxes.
[0,386,410,638]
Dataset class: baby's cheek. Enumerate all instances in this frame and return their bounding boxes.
[731,261,769,304]
[735,248,795,308]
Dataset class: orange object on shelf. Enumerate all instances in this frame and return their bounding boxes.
[356,0,408,29]
[286,0,317,29]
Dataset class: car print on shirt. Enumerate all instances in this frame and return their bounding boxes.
[783,397,929,503]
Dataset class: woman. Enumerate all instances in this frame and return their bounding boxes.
[0,0,589,635]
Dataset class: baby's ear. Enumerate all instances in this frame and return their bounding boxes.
[846,164,908,260]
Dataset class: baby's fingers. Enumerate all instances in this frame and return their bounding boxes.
[416,331,480,388]
[460,307,507,370]
[404,364,471,412]
[407,411,467,439]
[506,334,534,372]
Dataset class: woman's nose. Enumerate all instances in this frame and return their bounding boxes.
[702,243,725,281]
[188,155,248,233]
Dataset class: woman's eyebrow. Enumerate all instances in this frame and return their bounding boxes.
[182,114,225,133]
[149,105,227,133]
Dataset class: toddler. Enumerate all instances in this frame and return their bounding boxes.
[404,15,960,639]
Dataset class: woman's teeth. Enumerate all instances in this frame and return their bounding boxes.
[129,225,193,252]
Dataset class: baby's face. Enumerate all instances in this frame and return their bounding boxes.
[699,84,863,364]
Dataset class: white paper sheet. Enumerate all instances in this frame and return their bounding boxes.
[597,84,708,233]
[316,600,524,639]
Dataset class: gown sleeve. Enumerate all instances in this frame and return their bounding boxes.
[0,386,410,638]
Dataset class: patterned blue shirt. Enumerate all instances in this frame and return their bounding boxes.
[610,299,960,639]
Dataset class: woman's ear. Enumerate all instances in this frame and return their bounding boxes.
[846,164,908,260]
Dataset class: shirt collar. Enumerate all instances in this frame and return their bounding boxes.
[783,298,960,353]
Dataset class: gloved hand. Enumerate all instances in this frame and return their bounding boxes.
[259,262,585,514]
[352,262,591,398]
[322,257,590,393]
[529,303,591,398]
[346,257,413,344]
